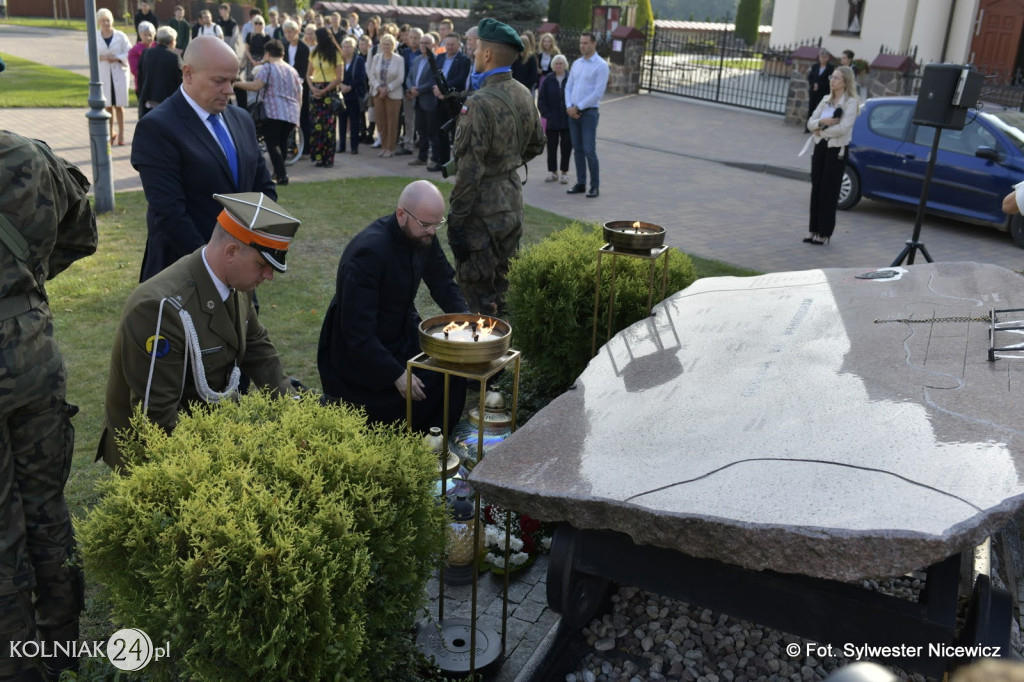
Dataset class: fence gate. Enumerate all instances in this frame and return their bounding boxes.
[644,27,818,115]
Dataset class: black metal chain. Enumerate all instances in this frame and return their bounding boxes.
[874,315,992,324]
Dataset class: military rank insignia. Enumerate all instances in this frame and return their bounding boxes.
[146,335,170,358]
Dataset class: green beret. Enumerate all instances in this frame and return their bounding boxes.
[477,18,523,52]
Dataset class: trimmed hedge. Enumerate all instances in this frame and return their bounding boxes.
[506,222,697,396]
[77,393,445,680]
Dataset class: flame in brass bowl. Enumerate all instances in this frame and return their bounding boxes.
[419,313,512,368]
[603,220,666,252]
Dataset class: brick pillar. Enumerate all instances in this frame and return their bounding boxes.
[608,26,646,95]
[863,54,917,99]
[784,45,825,128]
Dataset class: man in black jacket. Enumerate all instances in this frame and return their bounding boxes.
[318,180,468,433]
[137,26,183,119]
[133,0,158,41]
[431,33,472,168]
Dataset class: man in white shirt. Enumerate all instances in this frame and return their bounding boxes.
[347,12,363,38]
[193,9,224,40]
[564,32,609,198]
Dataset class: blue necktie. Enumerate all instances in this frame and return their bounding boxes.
[208,113,239,188]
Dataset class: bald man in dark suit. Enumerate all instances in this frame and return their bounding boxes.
[131,35,276,282]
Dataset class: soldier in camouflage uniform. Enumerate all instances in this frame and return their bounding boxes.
[0,131,97,681]
[446,18,545,316]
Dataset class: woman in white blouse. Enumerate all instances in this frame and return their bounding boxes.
[368,33,404,157]
[91,8,131,146]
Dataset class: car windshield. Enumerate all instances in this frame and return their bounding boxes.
[984,111,1024,152]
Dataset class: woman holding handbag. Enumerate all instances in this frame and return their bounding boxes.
[307,27,344,168]
[804,65,859,246]
[236,40,302,185]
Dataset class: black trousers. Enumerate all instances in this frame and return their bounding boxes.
[261,118,294,182]
[299,85,310,153]
[338,95,363,152]
[546,127,572,173]
[415,104,440,162]
[809,141,846,238]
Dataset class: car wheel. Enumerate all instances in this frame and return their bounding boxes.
[1010,214,1024,249]
[837,166,861,211]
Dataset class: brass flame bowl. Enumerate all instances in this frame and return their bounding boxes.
[603,220,666,252]
[419,313,512,368]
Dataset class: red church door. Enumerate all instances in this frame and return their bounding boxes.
[969,0,1024,84]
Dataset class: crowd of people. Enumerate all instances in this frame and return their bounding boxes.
[92,3,611,189]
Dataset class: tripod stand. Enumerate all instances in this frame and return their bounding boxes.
[891,125,942,266]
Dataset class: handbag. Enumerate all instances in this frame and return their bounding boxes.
[330,94,346,115]
[247,64,270,125]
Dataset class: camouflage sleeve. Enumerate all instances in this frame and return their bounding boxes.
[524,112,546,164]
[44,151,98,280]
[448,98,489,224]
[0,133,97,293]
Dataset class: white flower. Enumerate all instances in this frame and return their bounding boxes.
[509,552,530,566]
[484,526,502,545]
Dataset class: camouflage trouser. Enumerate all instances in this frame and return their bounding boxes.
[456,209,524,317]
[0,312,82,679]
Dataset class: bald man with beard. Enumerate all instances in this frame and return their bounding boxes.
[318,180,469,433]
[131,35,276,282]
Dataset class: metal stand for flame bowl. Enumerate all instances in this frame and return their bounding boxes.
[591,243,671,357]
[407,349,521,678]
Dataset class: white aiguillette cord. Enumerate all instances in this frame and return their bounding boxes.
[142,298,241,415]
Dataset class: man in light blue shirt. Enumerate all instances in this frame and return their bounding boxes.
[564,32,609,198]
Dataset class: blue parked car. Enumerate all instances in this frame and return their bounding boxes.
[840,96,1024,246]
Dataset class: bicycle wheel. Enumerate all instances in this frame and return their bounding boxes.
[285,127,304,166]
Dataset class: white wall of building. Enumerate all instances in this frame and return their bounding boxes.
[952,0,982,64]
[772,0,980,66]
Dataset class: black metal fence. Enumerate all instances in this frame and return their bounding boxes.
[643,27,821,114]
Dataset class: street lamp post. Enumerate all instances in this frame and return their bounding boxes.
[85,0,115,212]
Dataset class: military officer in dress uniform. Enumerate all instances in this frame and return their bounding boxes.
[0,130,97,682]
[446,18,546,317]
[98,193,300,470]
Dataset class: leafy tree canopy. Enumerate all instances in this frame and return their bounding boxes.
[471,0,545,23]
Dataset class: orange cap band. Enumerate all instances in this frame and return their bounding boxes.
[217,209,291,251]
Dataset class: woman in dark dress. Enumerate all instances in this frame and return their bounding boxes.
[511,33,539,94]
[806,49,833,120]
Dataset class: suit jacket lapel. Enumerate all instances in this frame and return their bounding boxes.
[189,252,241,351]
[174,92,235,188]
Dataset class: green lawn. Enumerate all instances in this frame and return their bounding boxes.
[0,52,139,108]
[0,52,91,107]
[52,177,758,661]
[0,16,89,31]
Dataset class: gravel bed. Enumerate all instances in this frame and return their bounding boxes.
[565,570,1022,682]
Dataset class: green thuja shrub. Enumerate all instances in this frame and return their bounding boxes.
[506,223,696,399]
[77,392,445,681]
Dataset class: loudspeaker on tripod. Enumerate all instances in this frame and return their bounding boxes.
[913,63,984,130]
